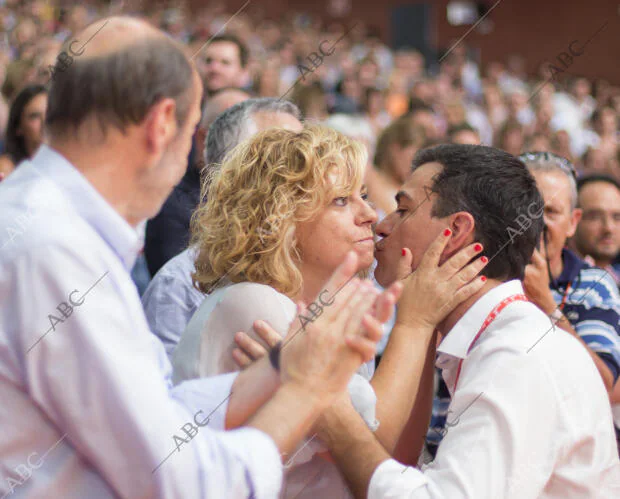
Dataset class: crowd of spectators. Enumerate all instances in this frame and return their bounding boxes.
[1,3,620,496]
[1,0,618,186]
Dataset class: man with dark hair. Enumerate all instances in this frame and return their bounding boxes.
[308,144,620,497]
[573,174,620,284]
[0,17,391,497]
[203,34,249,95]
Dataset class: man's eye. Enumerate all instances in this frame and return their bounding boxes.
[396,208,407,217]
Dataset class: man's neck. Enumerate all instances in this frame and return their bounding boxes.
[549,253,564,280]
[436,278,503,339]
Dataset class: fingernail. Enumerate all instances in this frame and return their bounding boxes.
[481,256,488,263]
[481,276,487,282]
[474,243,483,252]
[401,248,406,256]
[444,228,452,237]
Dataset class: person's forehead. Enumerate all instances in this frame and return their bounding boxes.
[531,170,572,205]
[580,182,620,208]
[402,161,443,194]
[205,41,239,58]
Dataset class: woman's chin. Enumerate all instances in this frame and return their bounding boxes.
[355,254,375,276]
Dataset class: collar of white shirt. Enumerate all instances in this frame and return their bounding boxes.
[437,279,525,360]
[32,144,141,271]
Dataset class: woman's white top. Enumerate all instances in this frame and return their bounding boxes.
[173,282,379,498]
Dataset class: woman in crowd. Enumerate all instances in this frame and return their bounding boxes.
[368,116,425,216]
[0,84,47,180]
[172,124,481,497]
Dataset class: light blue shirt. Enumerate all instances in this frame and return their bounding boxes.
[0,145,282,498]
[142,246,204,359]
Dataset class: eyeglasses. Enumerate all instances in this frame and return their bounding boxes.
[519,151,577,180]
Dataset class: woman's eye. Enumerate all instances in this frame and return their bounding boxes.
[333,197,348,206]
[361,192,369,201]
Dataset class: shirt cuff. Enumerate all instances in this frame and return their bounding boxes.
[368,459,428,499]
[221,427,283,498]
[171,372,238,431]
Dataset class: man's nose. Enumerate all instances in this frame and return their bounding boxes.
[375,218,390,239]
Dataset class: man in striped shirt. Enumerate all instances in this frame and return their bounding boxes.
[521,152,620,392]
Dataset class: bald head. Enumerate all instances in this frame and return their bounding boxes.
[46,16,200,142]
[200,89,250,131]
[73,17,163,60]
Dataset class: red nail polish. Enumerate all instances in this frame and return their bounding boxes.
[481,276,487,282]
[474,243,483,252]
[401,248,406,256]
[481,256,488,263]
[444,228,452,237]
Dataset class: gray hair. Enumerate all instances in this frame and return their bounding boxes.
[204,98,301,168]
[520,151,578,210]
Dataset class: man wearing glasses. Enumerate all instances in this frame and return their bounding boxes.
[573,175,620,286]
[572,173,620,455]
[520,152,620,397]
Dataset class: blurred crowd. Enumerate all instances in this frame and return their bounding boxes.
[1,0,618,188]
[1,4,620,495]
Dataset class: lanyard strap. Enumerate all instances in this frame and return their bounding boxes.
[452,294,529,393]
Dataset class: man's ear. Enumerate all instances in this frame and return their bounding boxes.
[144,97,178,158]
[443,212,476,259]
[567,208,582,238]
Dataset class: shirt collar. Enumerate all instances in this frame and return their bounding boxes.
[554,248,588,288]
[437,279,525,359]
[32,145,141,271]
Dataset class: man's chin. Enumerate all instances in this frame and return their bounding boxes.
[373,264,394,288]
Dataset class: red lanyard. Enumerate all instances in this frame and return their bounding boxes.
[560,283,571,310]
[452,294,529,393]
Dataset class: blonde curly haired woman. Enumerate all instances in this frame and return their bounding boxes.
[173,124,381,498]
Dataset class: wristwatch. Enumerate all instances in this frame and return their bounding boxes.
[269,341,282,371]
[549,308,564,324]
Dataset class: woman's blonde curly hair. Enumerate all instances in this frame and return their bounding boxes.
[190,123,367,298]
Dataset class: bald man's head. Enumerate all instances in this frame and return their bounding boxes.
[200,88,250,131]
[46,16,201,141]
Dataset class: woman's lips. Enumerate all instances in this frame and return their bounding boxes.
[356,238,375,246]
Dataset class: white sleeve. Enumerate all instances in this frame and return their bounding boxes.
[197,283,296,377]
[8,244,282,498]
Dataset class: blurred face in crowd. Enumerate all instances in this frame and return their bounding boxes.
[411,110,438,139]
[529,169,581,265]
[574,181,620,265]
[203,41,246,93]
[387,142,417,184]
[297,179,378,276]
[597,108,617,135]
[573,78,591,100]
[584,148,607,173]
[374,162,448,286]
[451,129,480,145]
[502,128,524,157]
[18,92,47,155]
[528,135,551,151]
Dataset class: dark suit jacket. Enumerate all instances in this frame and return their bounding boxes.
[144,165,201,276]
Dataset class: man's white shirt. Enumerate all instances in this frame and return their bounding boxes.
[0,146,282,498]
[369,280,620,498]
